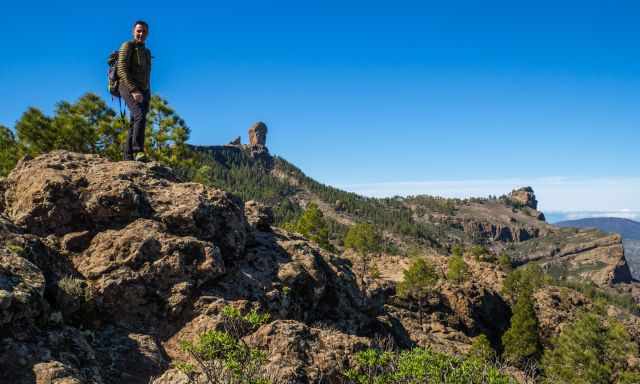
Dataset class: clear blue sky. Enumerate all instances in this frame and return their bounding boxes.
[1,1,638,217]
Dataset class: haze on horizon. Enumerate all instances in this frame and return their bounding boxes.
[1,1,638,220]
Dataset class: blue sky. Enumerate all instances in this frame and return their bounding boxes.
[1,1,638,220]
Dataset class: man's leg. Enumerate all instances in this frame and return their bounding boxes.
[119,85,146,159]
[132,90,151,154]
[119,85,138,160]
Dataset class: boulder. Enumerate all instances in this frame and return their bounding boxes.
[3,151,249,262]
[244,200,273,231]
[74,219,225,325]
[0,250,46,328]
[245,320,369,382]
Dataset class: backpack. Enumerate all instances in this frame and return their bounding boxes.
[107,50,120,97]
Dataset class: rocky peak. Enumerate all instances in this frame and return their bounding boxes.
[509,186,538,209]
[248,121,268,147]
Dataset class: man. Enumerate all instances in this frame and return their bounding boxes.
[117,20,152,161]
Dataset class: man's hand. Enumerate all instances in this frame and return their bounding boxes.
[132,92,143,103]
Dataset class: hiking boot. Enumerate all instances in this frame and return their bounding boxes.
[134,152,148,162]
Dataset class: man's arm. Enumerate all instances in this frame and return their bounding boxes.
[117,42,137,93]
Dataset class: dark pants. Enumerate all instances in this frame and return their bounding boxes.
[120,85,150,160]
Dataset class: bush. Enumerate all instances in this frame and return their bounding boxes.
[470,245,491,261]
[57,276,86,299]
[498,252,512,272]
[468,334,497,362]
[178,306,273,384]
[542,311,639,384]
[179,330,270,384]
[447,254,468,283]
[344,347,515,384]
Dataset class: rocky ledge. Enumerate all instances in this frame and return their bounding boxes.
[1,151,637,383]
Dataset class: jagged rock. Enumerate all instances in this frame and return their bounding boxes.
[462,219,540,242]
[163,313,224,362]
[248,121,268,147]
[387,280,510,355]
[3,151,248,262]
[151,369,190,384]
[533,286,589,343]
[244,200,273,231]
[245,320,369,382]
[0,249,46,328]
[33,361,85,384]
[228,136,241,146]
[92,327,168,383]
[0,327,104,384]
[61,231,93,253]
[509,186,538,209]
[74,219,225,325]
[5,149,638,383]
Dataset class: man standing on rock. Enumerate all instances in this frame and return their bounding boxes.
[118,20,152,161]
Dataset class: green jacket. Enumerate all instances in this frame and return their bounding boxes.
[117,41,151,93]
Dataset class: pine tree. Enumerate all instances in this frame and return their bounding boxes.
[345,223,383,300]
[447,253,468,283]
[145,95,190,167]
[294,202,332,250]
[502,292,541,365]
[542,311,638,384]
[15,107,56,155]
[0,126,20,177]
[397,258,439,324]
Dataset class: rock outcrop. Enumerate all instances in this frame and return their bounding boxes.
[509,186,538,209]
[2,151,638,383]
[248,121,268,147]
[509,228,633,286]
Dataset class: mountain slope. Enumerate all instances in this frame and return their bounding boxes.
[2,151,640,383]
[186,143,634,287]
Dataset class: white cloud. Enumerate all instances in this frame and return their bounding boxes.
[338,176,640,213]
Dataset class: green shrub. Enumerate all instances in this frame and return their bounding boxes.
[618,371,640,384]
[470,245,490,261]
[447,254,468,283]
[179,306,273,383]
[344,347,515,384]
[468,334,497,362]
[220,305,270,339]
[497,252,512,272]
[58,276,86,299]
[179,330,270,384]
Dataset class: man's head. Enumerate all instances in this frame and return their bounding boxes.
[132,20,149,44]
